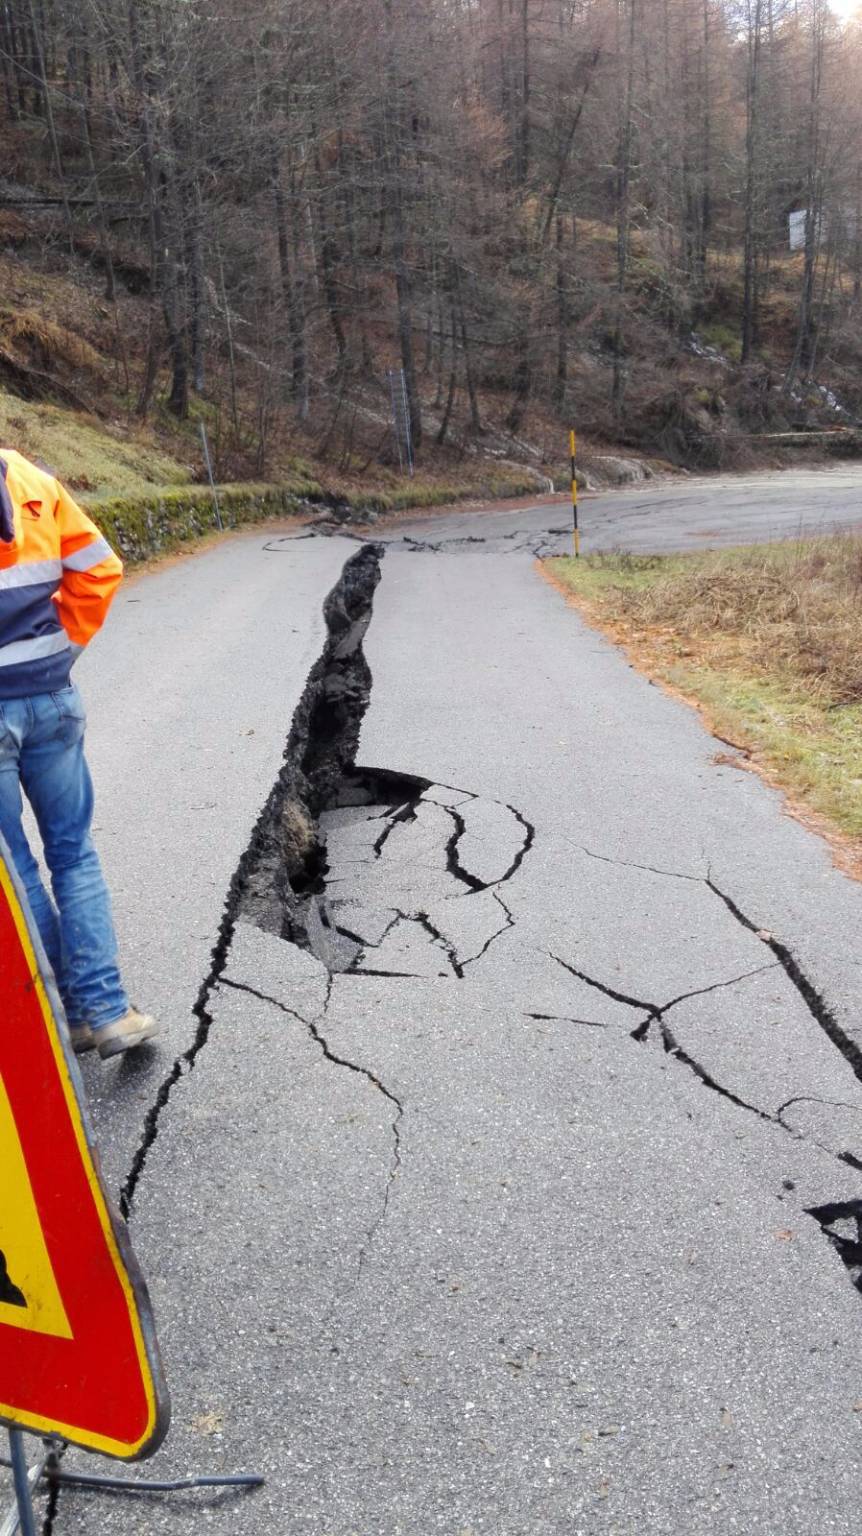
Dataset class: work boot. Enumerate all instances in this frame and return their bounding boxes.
[94,1009,160,1060]
[68,1023,96,1055]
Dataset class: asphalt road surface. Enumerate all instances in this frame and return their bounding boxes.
[369,462,862,555]
[11,467,862,1535]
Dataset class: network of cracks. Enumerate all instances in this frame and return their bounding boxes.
[121,543,862,1319]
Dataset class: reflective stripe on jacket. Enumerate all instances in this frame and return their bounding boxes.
[0,449,123,698]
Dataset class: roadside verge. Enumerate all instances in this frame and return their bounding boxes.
[541,543,862,881]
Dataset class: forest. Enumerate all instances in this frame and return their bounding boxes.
[0,0,860,484]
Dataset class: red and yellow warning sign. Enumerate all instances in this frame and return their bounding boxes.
[0,842,170,1459]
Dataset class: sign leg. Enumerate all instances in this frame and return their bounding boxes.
[7,1433,37,1536]
[2,1435,263,1529]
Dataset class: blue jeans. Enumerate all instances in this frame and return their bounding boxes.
[0,685,128,1029]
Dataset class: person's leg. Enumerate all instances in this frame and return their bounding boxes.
[0,696,67,1002]
[19,686,129,1030]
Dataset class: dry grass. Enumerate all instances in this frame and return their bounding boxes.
[547,536,862,858]
[0,308,104,376]
[617,536,862,707]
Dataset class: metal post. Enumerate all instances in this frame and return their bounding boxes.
[0,1437,263,1531]
[569,428,580,558]
[6,1433,37,1536]
[387,368,414,478]
[199,422,224,531]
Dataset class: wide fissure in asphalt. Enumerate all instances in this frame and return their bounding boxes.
[242,578,862,1305]
[119,543,387,1219]
[119,542,538,1225]
[807,1201,862,1295]
[118,532,862,1367]
[266,524,572,558]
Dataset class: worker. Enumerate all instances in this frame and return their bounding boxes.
[0,449,158,1059]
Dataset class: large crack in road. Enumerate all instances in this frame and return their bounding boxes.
[121,536,862,1348]
[549,866,862,1291]
[119,544,536,1254]
[120,544,389,1218]
[219,970,405,1308]
[266,525,572,558]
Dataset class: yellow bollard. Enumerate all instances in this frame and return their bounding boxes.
[569,429,580,558]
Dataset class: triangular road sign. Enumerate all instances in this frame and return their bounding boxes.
[0,839,170,1459]
[0,1073,72,1339]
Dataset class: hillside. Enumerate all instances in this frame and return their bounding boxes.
[1,0,861,514]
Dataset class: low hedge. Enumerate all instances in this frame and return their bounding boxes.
[81,482,318,564]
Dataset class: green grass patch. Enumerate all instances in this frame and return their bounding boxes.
[665,664,862,839]
[700,322,742,363]
[0,393,193,495]
[548,541,862,846]
[550,550,693,598]
[81,483,319,563]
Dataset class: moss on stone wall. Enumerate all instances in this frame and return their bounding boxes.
[81,482,317,563]
[80,467,546,565]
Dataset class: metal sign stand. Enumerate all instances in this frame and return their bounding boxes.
[4,1432,39,1536]
[2,1429,263,1533]
[0,844,266,1532]
[387,367,415,477]
[199,422,225,529]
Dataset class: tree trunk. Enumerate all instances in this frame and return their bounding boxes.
[695,0,713,302]
[274,158,309,420]
[78,94,116,303]
[381,0,423,452]
[454,261,482,435]
[26,0,74,253]
[785,0,825,392]
[436,309,459,446]
[159,159,190,420]
[314,155,348,367]
[848,163,854,304]
[516,0,530,186]
[0,5,19,119]
[216,241,240,441]
[188,199,206,395]
[554,214,569,415]
[612,0,637,423]
[742,0,764,365]
[390,173,422,451]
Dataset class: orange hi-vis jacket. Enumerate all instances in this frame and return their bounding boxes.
[0,449,123,698]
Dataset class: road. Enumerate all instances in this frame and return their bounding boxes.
[11,467,862,1534]
[367,462,862,555]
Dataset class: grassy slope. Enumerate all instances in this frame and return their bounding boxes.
[0,247,201,494]
[0,395,194,495]
[0,381,549,527]
[546,541,862,864]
